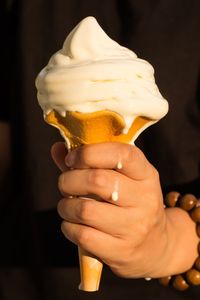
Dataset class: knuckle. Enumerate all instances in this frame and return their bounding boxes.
[76,200,93,222]
[150,166,160,180]
[88,169,105,188]
[122,145,141,165]
[121,144,133,163]
[77,227,91,247]
[79,145,93,166]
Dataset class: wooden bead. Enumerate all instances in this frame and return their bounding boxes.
[190,207,200,223]
[179,194,197,211]
[165,191,180,207]
[159,276,171,286]
[161,192,200,290]
[172,275,189,291]
[197,224,200,238]
[186,269,200,285]
[194,257,200,271]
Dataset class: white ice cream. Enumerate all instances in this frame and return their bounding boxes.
[36,16,168,132]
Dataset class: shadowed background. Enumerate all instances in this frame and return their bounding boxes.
[0,0,200,299]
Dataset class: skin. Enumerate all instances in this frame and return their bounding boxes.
[51,142,199,279]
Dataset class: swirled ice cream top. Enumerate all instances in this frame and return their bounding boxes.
[36,16,168,128]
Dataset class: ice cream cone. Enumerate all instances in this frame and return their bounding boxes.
[45,109,152,149]
[78,247,103,291]
[36,15,168,293]
[45,109,152,291]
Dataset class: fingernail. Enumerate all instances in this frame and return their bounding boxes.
[65,151,76,167]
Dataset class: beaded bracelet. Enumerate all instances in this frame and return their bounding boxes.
[159,192,200,291]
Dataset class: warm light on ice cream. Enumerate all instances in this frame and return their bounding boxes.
[36,16,168,136]
[35,16,169,292]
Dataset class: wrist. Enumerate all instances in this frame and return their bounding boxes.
[147,206,199,278]
[164,207,199,275]
[158,192,200,291]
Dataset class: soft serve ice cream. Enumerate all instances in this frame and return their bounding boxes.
[35,16,169,292]
[36,16,168,141]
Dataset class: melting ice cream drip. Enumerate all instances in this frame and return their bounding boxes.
[117,160,123,170]
[111,159,123,202]
[111,179,119,202]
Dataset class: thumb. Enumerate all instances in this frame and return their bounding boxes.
[51,142,68,172]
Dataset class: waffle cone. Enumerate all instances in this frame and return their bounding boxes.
[45,110,151,149]
[45,109,152,291]
[78,247,103,291]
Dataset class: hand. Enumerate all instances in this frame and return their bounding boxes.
[51,142,199,278]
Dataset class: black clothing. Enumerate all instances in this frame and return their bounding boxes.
[0,0,200,298]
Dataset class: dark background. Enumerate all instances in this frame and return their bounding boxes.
[0,0,200,299]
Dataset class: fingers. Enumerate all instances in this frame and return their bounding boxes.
[60,220,125,265]
[64,142,155,180]
[57,197,132,236]
[51,142,68,171]
[58,168,145,207]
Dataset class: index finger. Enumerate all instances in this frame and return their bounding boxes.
[65,142,156,181]
[51,142,68,172]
